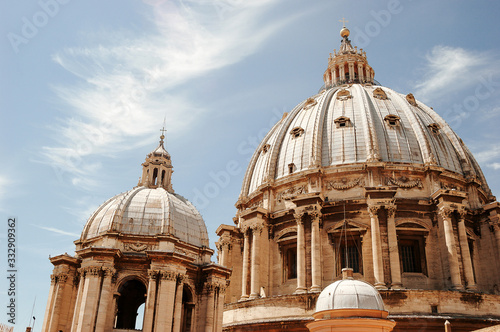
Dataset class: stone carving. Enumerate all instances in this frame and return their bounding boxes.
[336,89,352,100]
[387,176,422,189]
[440,182,464,192]
[160,271,177,281]
[277,185,307,202]
[326,177,364,190]
[368,205,380,218]
[406,93,418,106]
[124,242,150,252]
[303,97,318,110]
[373,87,388,100]
[386,205,397,218]
[247,200,263,210]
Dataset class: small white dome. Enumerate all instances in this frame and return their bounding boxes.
[315,278,385,312]
[80,186,209,247]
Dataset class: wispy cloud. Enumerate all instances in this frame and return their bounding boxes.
[33,225,80,237]
[414,46,500,101]
[41,0,297,188]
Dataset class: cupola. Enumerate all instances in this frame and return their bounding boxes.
[323,21,375,88]
[138,129,174,192]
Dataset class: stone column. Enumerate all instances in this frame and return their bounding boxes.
[457,209,477,290]
[70,269,85,332]
[386,205,402,289]
[310,212,321,292]
[240,230,250,300]
[74,267,102,332]
[368,206,386,289]
[358,63,364,82]
[215,284,226,332]
[340,65,345,82]
[204,283,216,332]
[295,212,307,294]
[219,241,230,267]
[48,273,70,332]
[439,207,463,290]
[249,225,261,299]
[94,268,115,332]
[348,62,354,81]
[155,271,178,332]
[332,66,338,85]
[41,274,57,332]
[142,270,158,332]
[172,274,185,332]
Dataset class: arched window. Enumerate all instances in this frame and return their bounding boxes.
[152,168,159,186]
[114,279,147,329]
[181,285,195,332]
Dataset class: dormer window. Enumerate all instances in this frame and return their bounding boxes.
[384,114,400,127]
[406,93,418,106]
[336,89,352,101]
[373,87,388,100]
[290,127,304,139]
[261,144,270,154]
[428,123,440,134]
[303,97,317,110]
[334,116,351,128]
[288,163,295,174]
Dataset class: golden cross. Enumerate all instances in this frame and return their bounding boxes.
[160,127,167,136]
[339,17,348,27]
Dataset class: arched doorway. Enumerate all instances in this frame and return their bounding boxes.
[115,279,147,329]
[181,285,195,332]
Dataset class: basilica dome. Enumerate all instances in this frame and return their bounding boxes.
[240,36,491,200]
[79,134,209,248]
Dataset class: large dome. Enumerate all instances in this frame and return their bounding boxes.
[80,186,209,247]
[241,83,490,198]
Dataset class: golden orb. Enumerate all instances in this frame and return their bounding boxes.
[340,27,350,38]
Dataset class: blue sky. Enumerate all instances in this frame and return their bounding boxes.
[1,0,500,330]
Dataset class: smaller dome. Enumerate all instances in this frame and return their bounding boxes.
[315,277,385,312]
[81,187,209,247]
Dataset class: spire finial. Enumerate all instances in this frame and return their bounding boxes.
[339,17,348,27]
[160,116,167,143]
[339,17,350,38]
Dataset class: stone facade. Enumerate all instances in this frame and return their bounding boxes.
[216,26,500,331]
[42,136,230,332]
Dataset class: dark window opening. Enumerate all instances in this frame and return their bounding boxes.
[181,286,195,332]
[288,163,295,174]
[284,247,297,280]
[114,279,147,330]
[333,236,362,275]
[339,122,346,127]
[152,168,158,186]
[161,170,166,186]
[399,238,426,274]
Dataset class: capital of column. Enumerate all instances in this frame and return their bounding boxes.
[159,270,178,281]
[294,211,306,224]
[458,207,467,221]
[148,269,160,280]
[81,266,102,277]
[438,206,453,219]
[102,267,116,278]
[368,205,380,218]
[50,274,57,285]
[386,205,397,218]
[309,211,322,223]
